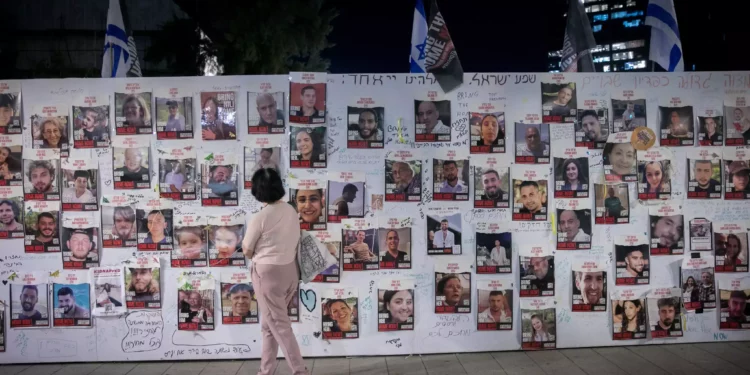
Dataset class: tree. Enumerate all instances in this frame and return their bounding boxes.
[147,0,337,75]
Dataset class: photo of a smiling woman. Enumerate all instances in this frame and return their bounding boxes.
[33,116,69,150]
[322,297,358,336]
[603,140,636,181]
[289,188,326,227]
[290,126,326,168]
[378,289,414,328]
[639,160,671,197]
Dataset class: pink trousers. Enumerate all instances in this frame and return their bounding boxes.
[252,261,308,375]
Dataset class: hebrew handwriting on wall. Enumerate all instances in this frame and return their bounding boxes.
[121,311,164,353]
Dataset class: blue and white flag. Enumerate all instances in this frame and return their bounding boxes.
[409,0,428,73]
[101,0,142,77]
[645,0,683,72]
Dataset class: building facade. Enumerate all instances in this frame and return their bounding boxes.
[548,0,651,72]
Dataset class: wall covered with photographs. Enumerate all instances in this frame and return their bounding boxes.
[0,71,750,363]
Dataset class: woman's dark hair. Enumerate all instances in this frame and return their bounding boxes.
[640,160,668,190]
[436,274,460,295]
[0,146,21,172]
[380,289,414,321]
[293,127,322,161]
[726,233,742,261]
[621,299,644,330]
[250,168,285,203]
[682,276,696,291]
[560,158,588,185]
[481,114,505,138]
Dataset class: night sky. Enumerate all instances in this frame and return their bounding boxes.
[323,0,750,74]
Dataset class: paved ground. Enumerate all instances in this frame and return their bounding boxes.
[2,342,750,375]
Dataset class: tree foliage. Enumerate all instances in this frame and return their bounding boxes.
[148,0,337,75]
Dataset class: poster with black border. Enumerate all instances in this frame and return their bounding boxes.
[176,270,215,331]
[521,298,556,350]
[321,287,358,339]
[680,256,716,311]
[378,278,415,332]
[124,255,161,309]
[687,147,722,199]
[647,287,683,338]
[200,91,237,141]
[689,218,713,252]
[60,157,99,211]
[637,148,673,201]
[289,72,326,125]
[541,78,576,123]
[553,147,589,198]
[155,87,194,140]
[575,99,609,149]
[414,94,451,142]
[594,183,629,225]
[519,243,554,297]
[72,94,110,148]
[248,89,285,135]
[432,150,469,201]
[347,98,384,149]
[200,151,239,207]
[220,270,258,324]
[312,228,342,283]
[473,155,509,209]
[477,278,513,331]
[289,177,327,231]
[327,171,366,223]
[290,125,327,169]
[724,94,750,146]
[9,271,50,328]
[719,277,750,330]
[714,221,749,273]
[207,213,246,267]
[611,288,647,340]
[426,206,462,255]
[615,234,649,286]
[341,218,378,271]
[90,265,126,317]
[514,122,550,164]
[0,301,4,351]
[100,193,138,248]
[571,257,607,312]
[611,90,647,133]
[0,134,23,186]
[23,148,60,200]
[0,82,22,134]
[61,212,100,270]
[723,146,750,200]
[697,106,723,146]
[378,217,412,270]
[136,197,173,251]
[158,145,197,201]
[469,101,505,154]
[434,259,471,314]
[556,199,592,250]
[112,136,151,190]
[171,213,208,268]
[30,104,69,157]
[115,83,153,135]
[52,270,92,327]
[648,201,684,256]
[24,200,60,253]
[475,222,512,274]
[511,164,549,221]
[0,186,24,239]
[385,151,422,202]
[658,101,694,147]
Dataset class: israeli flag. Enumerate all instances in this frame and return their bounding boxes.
[410,0,428,73]
[645,0,683,72]
[101,0,141,77]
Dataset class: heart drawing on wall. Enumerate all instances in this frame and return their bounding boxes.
[299,289,316,312]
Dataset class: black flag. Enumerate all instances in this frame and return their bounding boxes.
[424,0,464,93]
[560,0,597,72]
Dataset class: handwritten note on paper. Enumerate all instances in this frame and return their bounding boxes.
[122,311,164,353]
[551,123,576,149]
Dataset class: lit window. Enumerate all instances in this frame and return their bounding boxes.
[624,60,647,70]
[590,44,610,53]
[593,14,609,22]
[601,4,608,10]
[613,4,623,9]
[626,0,636,6]
[585,6,591,12]
[591,5,600,12]
[612,39,646,50]
[603,65,611,72]
[611,10,644,19]
[593,24,602,32]
[623,19,643,28]
[593,56,611,63]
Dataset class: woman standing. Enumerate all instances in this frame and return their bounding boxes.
[242,168,308,375]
